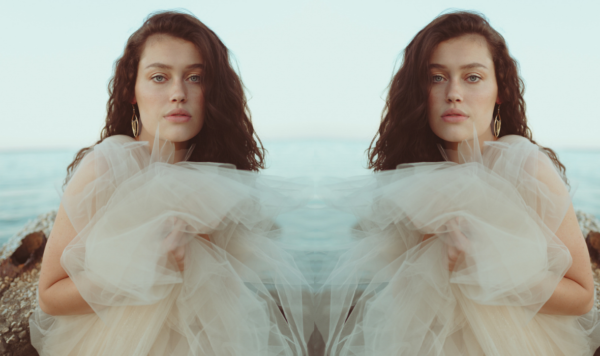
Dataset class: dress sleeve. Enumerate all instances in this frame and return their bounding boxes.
[487,135,571,233]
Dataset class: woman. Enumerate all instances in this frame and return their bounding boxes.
[31,11,308,356]
[318,11,600,355]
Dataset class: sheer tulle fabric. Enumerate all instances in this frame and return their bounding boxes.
[30,133,310,356]
[317,135,600,355]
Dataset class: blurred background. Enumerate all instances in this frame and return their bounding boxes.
[1,0,599,243]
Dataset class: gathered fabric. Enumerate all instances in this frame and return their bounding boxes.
[316,134,600,356]
[30,132,311,356]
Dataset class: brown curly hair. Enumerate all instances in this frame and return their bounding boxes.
[66,10,265,182]
[368,11,566,177]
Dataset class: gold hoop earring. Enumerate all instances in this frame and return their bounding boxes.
[493,105,501,138]
[132,105,140,138]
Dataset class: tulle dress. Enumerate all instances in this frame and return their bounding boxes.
[316,134,600,356]
[29,133,310,356]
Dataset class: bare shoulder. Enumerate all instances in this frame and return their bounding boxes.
[102,135,136,144]
[496,134,530,145]
[65,135,134,191]
[494,135,565,192]
[64,150,100,195]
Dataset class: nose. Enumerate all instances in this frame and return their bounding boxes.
[170,79,187,103]
[446,79,462,103]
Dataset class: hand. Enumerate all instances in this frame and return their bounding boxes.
[445,218,471,272]
[164,218,187,271]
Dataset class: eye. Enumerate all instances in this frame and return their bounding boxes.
[188,75,202,83]
[152,75,166,83]
[432,75,445,83]
[467,75,481,83]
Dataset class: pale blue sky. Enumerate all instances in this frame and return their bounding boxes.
[1,0,599,150]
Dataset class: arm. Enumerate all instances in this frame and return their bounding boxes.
[538,203,594,315]
[163,218,211,272]
[39,210,206,315]
[431,207,593,316]
[38,203,94,316]
[423,219,469,273]
[38,152,101,316]
[534,151,594,315]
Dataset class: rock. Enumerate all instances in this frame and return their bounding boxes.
[0,211,56,262]
[0,212,54,356]
[576,210,600,240]
[0,263,41,356]
[588,231,600,265]
[575,209,600,267]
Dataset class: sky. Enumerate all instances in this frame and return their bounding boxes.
[1,0,599,150]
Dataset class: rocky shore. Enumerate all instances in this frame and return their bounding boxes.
[0,211,55,356]
[0,210,600,355]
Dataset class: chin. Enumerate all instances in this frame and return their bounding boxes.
[163,132,199,144]
[159,124,202,144]
[431,124,473,144]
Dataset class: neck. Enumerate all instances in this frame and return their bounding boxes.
[443,129,497,163]
[135,131,189,163]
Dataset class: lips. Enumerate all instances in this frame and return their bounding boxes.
[441,108,468,123]
[164,109,191,123]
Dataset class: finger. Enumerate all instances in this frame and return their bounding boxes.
[447,219,471,252]
[448,260,456,272]
[447,245,460,260]
[447,247,457,271]
[447,253,461,271]
[173,218,186,230]
[450,231,469,252]
[446,244,463,271]
[164,233,181,251]
[173,245,185,261]
[169,250,185,271]
[164,219,187,251]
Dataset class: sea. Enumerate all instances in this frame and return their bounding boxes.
[1,141,599,246]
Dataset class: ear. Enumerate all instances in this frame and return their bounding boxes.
[496,97,502,105]
[131,97,137,105]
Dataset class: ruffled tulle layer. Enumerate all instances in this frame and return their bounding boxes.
[30,134,310,356]
[317,135,600,355]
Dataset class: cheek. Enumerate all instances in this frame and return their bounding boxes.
[136,84,164,122]
[190,91,205,123]
[136,83,162,105]
[192,87,204,108]
[470,86,497,118]
[428,88,444,119]
[473,87,496,103]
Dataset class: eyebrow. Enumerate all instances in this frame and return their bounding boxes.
[145,63,205,70]
[429,62,488,70]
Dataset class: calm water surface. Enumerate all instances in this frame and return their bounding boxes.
[0,142,598,245]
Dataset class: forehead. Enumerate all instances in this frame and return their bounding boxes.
[139,34,203,65]
[429,34,493,68]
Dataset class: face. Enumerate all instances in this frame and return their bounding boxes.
[133,34,204,147]
[427,34,500,148]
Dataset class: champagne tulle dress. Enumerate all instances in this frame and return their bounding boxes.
[29,133,310,356]
[316,134,600,356]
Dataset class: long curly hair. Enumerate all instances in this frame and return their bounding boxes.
[368,11,566,177]
[66,10,265,182]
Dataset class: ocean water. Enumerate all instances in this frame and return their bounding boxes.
[0,150,75,244]
[0,141,599,246]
